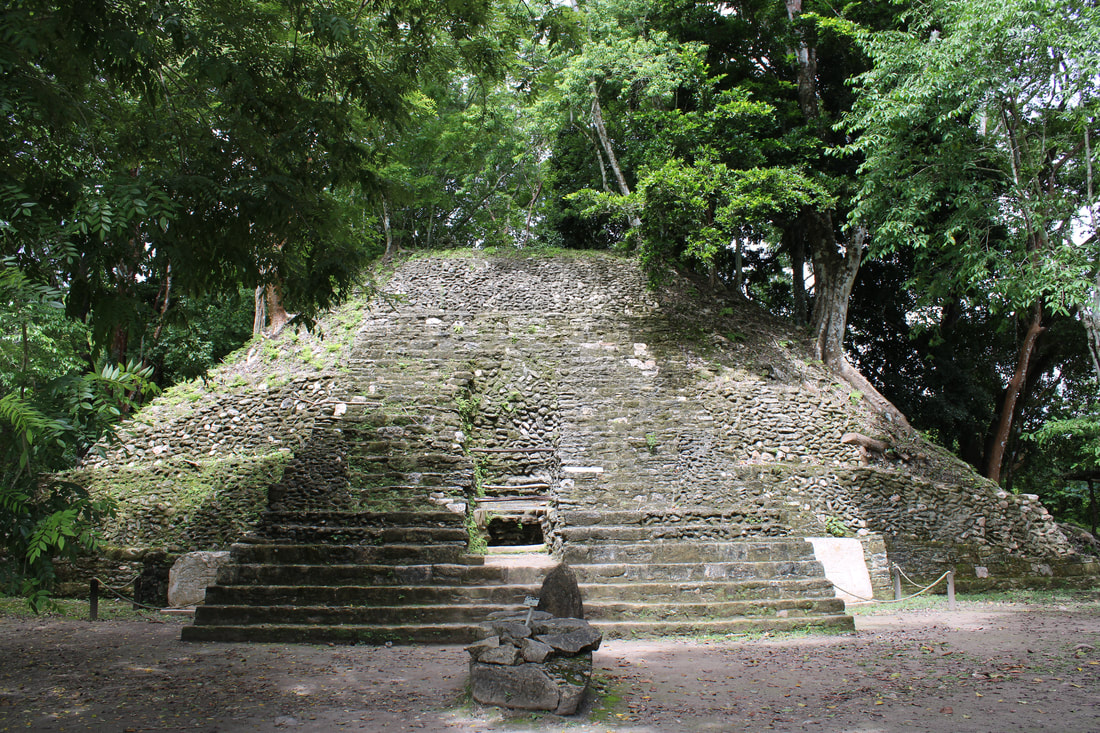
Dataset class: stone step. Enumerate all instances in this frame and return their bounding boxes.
[561,509,780,526]
[227,543,471,566]
[204,583,540,607]
[591,614,855,640]
[578,577,836,602]
[259,510,465,528]
[218,560,497,587]
[345,485,465,498]
[562,540,819,565]
[559,524,788,543]
[344,474,462,489]
[347,461,469,476]
[572,560,827,583]
[182,622,485,645]
[193,603,517,627]
[583,597,846,622]
[251,525,468,545]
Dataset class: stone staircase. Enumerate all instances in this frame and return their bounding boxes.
[564,525,850,636]
[183,388,539,643]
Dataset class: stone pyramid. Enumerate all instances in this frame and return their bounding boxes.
[72,253,1094,642]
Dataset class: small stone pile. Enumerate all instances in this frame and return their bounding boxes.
[467,613,602,715]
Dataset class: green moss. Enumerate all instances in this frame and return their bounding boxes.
[466,510,487,555]
[75,451,291,550]
[587,674,625,722]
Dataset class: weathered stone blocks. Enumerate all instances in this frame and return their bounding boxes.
[468,616,602,715]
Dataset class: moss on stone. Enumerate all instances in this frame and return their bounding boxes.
[73,451,291,551]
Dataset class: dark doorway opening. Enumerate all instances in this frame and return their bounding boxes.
[486,515,544,546]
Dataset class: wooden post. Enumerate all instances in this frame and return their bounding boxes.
[892,566,902,601]
[89,579,99,622]
[947,571,956,611]
[1089,479,1097,539]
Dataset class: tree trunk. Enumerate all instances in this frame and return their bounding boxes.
[150,263,172,343]
[985,303,1045,483]
[265,281,291,335]
[1090,479,1097,538]
[781,1,907,428]
[733,236,745,298]
[109,326,128,366]
[808,213,861,365]
[806,217,909,427]
[1082,126,1099,383]
[590,89,642,228]
[252,285,266,336]
[785,0,819,120]
[523,180,543,247]
[382,197,398,260]
[1082,268,1100,384]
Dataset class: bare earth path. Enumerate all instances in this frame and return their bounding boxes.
[2,593,1098,732]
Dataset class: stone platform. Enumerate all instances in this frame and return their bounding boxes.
[163,255,1093,643]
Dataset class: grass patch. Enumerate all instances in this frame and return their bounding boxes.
[849,587,1100,615]
[0,596,180,622]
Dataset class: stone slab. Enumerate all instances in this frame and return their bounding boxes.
[470,661,560,711]
[805,537,873,602]
[168,551,229,607]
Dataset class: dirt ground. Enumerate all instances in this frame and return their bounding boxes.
[2,592,1099,733]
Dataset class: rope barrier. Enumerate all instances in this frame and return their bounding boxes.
[894,563,926,588]
[92,576,164,611]
[835,571,952,606]
[828,564,956,608]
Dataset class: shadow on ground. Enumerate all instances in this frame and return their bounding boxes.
[2,593,1098,732]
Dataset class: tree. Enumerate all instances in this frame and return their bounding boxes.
[0,0,506,600]
[1028,395,1100,536]
[845,0,1100,481]
[1,0,505,351]
[0,260,154,607]
[531,0,711,232]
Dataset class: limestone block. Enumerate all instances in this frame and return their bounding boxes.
[167,551,229,607]
[465,636,500,659]
[806,537,873,602]
[519,638,553,663]
[544,654,592,715]
[536,563,584,619]
[535,625,603,655]
[470,661,561,711]
[478,620,532,641]
[477,644,523,666]
[531,618,594,635]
